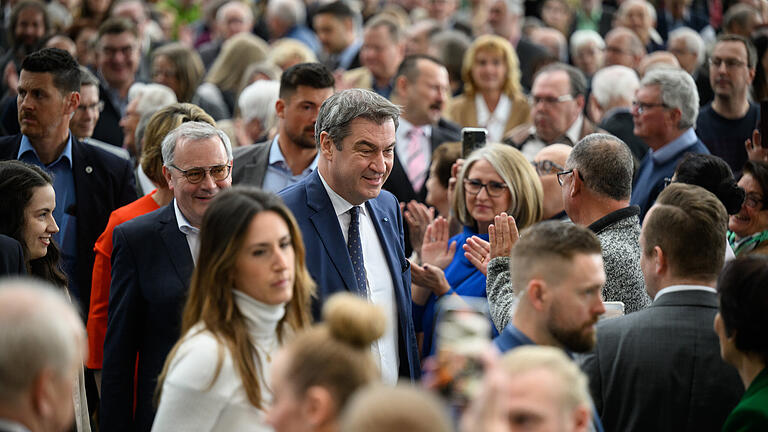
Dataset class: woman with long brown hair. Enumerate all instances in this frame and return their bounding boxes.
[152,186,314,431]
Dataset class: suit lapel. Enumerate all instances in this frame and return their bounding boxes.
[157,204,194,283]
[243,143,270,186]
[306,172,359,292]
[366,198,401,281]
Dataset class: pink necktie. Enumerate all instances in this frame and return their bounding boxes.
[406,127,427,191]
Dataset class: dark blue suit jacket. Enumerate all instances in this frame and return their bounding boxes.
[0,234,25,276]
[279,170,421,379]
[0,134,137,317]
[101,203,194,432]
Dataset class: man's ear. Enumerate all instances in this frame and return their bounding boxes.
[526,279,549,311]
[575,94,585,111]
[65,91,80,115]
[319,131,334,160]
[652,245,666,276]
[276,98,286,119]
[162,165,173,189]
[570,168,583,197]
[395,75,409,99]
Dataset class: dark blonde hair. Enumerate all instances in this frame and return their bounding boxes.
[157,187,315,408]
[151,43,205,102]
[281,293,384,412]
[453,143,543,231]
[461,34,523,98]
[140,103,216,186]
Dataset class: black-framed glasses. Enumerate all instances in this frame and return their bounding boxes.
[532,160,564,177]
[77,101,104,113]
[632,100,669,115]
[663,177,674,188]
[463,178,508,197]
[556,169,584,186]
[744,194,764,210]
[169,163,231,184]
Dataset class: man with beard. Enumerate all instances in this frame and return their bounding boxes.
[386,55,460,204]
[0,0,49,98]
[493,221,606,432]
[696,35,758,174]
[232,62,334,193]
[579,183,744,432]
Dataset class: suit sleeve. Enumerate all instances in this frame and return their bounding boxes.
[101,225,142,432]
[577,344,603,417]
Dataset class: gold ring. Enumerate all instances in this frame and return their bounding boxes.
[480,256,485,263]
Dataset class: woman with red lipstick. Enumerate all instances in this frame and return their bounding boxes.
[414,143,543,357]
[153,187,315,431]
[0,160,91,432]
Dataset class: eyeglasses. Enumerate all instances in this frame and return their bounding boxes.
[708,57,747,69]
[77,101,104,113]
[530,94,574,106]
[744,194,764,210]
[632,100,669,115]
[463,178,508,197]
[556,169,583,186]
[101,45,136,57]
[663,177,674,188]
[531,159,564,176]
[169,163,231,184]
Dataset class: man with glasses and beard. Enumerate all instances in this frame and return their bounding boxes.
[233,62,334,193]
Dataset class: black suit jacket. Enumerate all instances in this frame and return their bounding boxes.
[101,203,194,432]
[0,234,25,276]
[384,118,461,204]
[91,82,124,147]
[599,109,649,162]
[0,134,137,316]
[579,289,743,432]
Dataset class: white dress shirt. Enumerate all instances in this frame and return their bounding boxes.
[653,284,717,301]
[173,199,200,264]
[318,171,400,385]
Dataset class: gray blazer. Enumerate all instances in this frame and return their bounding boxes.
[232,140,270,188]
[578,289,743,432]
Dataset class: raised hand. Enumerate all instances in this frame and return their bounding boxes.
[488,212,519,260]
[463,236,490,275]
[402,200,435,257]
[745,129,768,163]
[421,216,457,269]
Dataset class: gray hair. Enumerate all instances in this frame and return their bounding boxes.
[216,1,253,26]
[127,82,178,119]
[267,0,304,27]
[0,278,84,402]
[79,65,99,87]
[640,68,699,129]
[591,65,639,108]
[315,89,400,149]
[238,80,280,128]
[161,121,233,166]
[569,29,605,60]
[567,133,634,200]
[669,27,705,70]
[536,63,588,97]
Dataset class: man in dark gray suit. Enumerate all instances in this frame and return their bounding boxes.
[232,62,334,193]
[579,183,743,432]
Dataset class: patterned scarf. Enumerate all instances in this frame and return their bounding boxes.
[727,230,768,256]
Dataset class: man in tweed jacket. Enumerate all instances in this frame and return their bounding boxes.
[486,134,650,331]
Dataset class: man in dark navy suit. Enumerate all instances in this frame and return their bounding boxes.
[101,121,233,432]
[0,47,137,317]
[280,89,420,381]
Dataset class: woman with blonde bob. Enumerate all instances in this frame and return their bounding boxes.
[266,293,385,432]
[153,187,315,431]
[416,143,542,356]
[446,35,531,143]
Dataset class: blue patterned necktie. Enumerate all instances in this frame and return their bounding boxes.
[347,206,368,296]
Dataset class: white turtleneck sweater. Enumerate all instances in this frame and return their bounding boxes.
[151,290,286,432]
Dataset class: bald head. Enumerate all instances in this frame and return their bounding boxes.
[535,144,573,220]
[638,51,680,77]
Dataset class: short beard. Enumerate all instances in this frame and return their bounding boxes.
[286,128,317,149]
[547,302,597,353]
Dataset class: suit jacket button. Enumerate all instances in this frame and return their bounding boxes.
[85,166,93,174]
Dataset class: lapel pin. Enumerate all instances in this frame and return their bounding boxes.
[85,166,93,174]
[383,217,389,223]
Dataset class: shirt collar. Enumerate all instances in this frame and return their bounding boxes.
[397,118,432,139]
[17,132,74,168]
[653,284,716,301]
[173,199,199,235]
[650,127,698,165]
[268,134,319,171]
[565,114,584,145]
[317,169,369,218]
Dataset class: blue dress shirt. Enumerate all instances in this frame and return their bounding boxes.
[261,135,318,194]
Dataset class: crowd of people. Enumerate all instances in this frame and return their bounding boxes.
[1,0,768,431]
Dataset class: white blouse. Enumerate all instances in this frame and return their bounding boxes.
[151,290,285,432]
[475,93,512,143]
